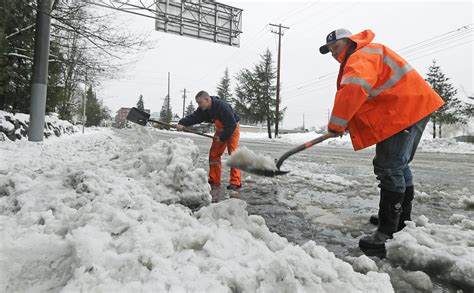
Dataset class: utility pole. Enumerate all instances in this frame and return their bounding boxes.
[28,0,52,141]
[181,88,186,118]
[303,113,305,130]
[270,23,289,137]
[167,72,171,122]
[82,71,87,134]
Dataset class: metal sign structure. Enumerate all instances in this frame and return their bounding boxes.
[89,0,242,47]
[155,0,242,47]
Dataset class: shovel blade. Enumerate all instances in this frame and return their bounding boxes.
[127,107,150,126]
[243,167,290,177]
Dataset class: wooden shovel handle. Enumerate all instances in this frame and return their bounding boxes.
[275,132,336,169]
[148,118,215,139]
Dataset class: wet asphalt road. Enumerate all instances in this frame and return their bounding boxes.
[150,130,474,292]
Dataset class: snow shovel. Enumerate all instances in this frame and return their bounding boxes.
[126,107,215,139]
[228,132,336,177]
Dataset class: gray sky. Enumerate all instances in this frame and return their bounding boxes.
[99,0,473,129]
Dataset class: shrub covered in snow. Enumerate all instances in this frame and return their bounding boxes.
[0,110,78,141]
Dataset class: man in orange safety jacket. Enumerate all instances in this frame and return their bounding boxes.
[319,29,444,257]
[177,90,241,190]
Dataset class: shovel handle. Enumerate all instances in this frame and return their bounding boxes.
[275,132,336,169]
[148,118,215,139]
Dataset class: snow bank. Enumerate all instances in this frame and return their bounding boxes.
[418,138,474,154]
[0,110,78,141]
[0,128,394,292]
[386,215,474,289]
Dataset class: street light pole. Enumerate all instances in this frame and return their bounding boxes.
[82,71,87,134]
[28,0,52,141]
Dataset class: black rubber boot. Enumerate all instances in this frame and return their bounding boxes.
[369,185,414,230]
[359,189,404,258]
[398,185,414,230]
[369,214,379,225]
[226,184,241,191]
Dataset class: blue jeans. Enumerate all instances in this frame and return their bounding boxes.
[373,116,430,193]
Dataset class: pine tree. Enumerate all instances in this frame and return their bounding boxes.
[84,86,110,126]
[185,100,196,116]
[234,49,285,138]
[85,87,100,126]
[136,94,144,111]
[159,94,172,126]
[216,68,232,103]
[0,0,36,112]
[426,60,461,138]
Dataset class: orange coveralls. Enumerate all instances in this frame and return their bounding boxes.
[209,120,241,186]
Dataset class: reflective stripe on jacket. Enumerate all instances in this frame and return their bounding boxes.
[328,29,445,150]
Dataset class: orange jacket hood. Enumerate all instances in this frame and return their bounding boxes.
[349,29,375,50]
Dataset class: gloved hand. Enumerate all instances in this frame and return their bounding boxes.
[176,124,185,131]
[214,136,225,143]
[328,129,343,137]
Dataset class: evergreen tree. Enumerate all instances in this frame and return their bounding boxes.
[85,87,101,126]
[426,60,462,138]
[185,100,196,116]
[136,94,144,111]
[234,68,259,124]
[159,94,172,126]
[85,86,110,126]
[46,44,65,113]
[0,0,36,112]
[234,49,285,138]
[216,68,232,103]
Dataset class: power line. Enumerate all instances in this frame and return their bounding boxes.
[287,2,342,28]
[273,2,318,24]
[186,24,271,89]
[397,24,473,53]
[407,39,473,62]
[399,28,473,56]
[282,24,473,98]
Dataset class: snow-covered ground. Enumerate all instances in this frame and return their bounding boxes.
[1,127,395,292]
[1,126,473,292]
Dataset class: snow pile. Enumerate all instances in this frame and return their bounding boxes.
[345,255,378,274]
[0,128,394,292]
[0,110,78,141]
[386,216,474,289]
[226,146,277,171]
[418,138,474,154]
[122,137,211,208]
[415,188,473,210]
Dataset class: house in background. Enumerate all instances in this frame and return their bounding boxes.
[114,107,150,128]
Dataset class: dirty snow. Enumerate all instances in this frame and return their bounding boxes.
[386,216,474,289]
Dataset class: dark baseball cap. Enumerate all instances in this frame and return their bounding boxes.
[319,29,352,54]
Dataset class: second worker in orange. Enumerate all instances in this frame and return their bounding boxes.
[177,90,241,190]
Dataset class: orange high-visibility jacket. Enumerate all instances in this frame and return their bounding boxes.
[328,30,445,150]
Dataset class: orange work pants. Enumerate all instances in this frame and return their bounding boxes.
[208,120,241,186]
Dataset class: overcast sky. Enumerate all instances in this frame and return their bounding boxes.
[98,0,473,129]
